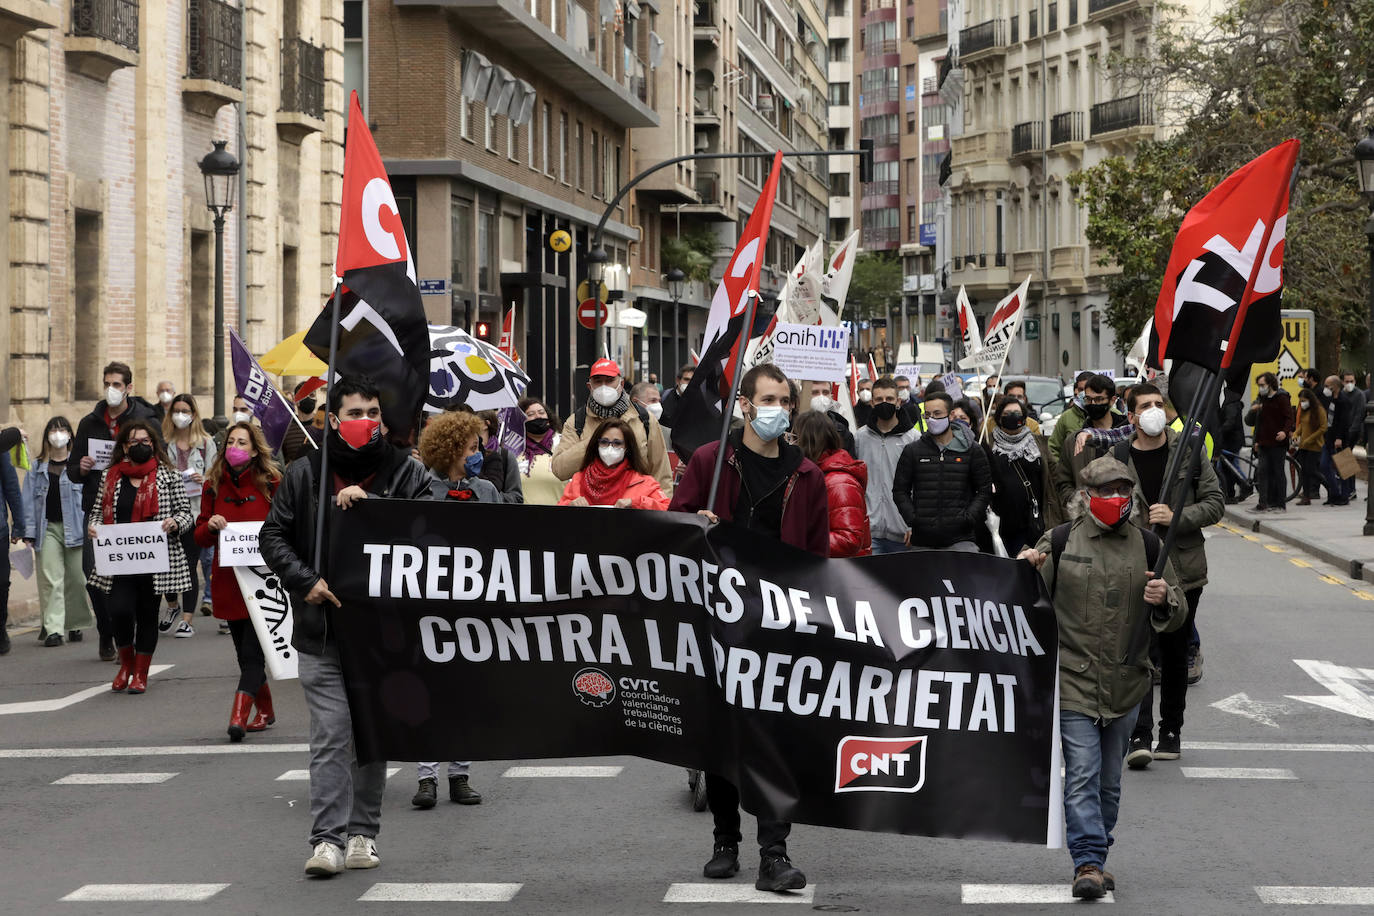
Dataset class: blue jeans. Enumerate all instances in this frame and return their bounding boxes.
[1060,707,1139,870]
[871,537,909,555]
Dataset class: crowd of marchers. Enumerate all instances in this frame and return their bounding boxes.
[3,354,1282,901]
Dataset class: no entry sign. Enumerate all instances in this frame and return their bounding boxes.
[578,299,608,330]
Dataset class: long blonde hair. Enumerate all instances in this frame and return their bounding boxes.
[161,393,211,447]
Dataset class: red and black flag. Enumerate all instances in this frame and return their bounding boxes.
[305,91,430,439]
[1147,139,1299,380]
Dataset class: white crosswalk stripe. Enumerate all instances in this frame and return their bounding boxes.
[52,772,177,785]
[663,884,815,904]
[1180,767,1297,779]
[961,884,1114,904]
[276,767,400,781]
[61,884,229,902]
[358,883,523,902]
[502,765,623,777]
[1256,886,1374,905]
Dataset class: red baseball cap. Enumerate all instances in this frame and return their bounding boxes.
[589,358,621,379]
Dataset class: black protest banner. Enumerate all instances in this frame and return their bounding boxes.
[329,500,1061,844]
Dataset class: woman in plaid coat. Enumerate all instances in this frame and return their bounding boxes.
[86,420,193,694]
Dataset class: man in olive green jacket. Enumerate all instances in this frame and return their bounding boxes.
[1019,455,1186,899]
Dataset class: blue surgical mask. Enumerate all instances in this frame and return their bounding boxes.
[464,452,484,478]
[749,404,790,441]
[927,416,951,435]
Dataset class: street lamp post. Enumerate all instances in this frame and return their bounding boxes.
[199,140,240,429]
[666,268,686,379]
[1354,127,1374,533]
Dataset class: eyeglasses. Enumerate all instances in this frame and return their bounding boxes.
[1084,395,1112,405]
[1090,485,1133,499]
[597,438,625,448]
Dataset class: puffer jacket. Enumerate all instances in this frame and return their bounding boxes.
[817,449,871,557]
[891,423,993,549]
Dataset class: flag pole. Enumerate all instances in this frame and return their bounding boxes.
[705,290,759,514]
[312,283,342,573]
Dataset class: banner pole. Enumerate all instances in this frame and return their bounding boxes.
[705,290,759,513]
[312,283,342,573]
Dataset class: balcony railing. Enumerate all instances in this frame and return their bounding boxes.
[72,0,139,51]
[869,37,898,55]
[1051,110,1084,145]
[280,37,324,120]
[959,19,1006,56]
[1090,93,1152,135]
[863,179,899,195]
[186,0,241,87]
[1088,0,1132,13]
[863,131,899,147]
[863,226,900,245]
[693,1,715,26]
[695,170,722,205]
[1012,120,1043,154]
[694,84,718,118]
[861,84,900,104]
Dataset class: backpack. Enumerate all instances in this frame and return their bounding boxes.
[574,402,651,438]
[1049,520,1161,599]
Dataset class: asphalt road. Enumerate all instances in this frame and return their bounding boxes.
[2,522,1373,915]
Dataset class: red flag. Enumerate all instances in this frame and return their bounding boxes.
[498,306,515,355]
[867,354,878,382]
[848,354,860,406]
[1148,139,1298,374]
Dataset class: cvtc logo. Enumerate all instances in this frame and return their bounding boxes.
[835,736,927,794]
[571,667,617,708]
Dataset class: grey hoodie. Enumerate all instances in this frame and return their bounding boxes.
[854,414,920,541]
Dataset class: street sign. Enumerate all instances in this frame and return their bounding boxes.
[578,299,608,330]
[1023,316,1040,341]
[1247,309,1313,403]
[418,279,449,296]
[576,279,609,304]
[549,230,572,253]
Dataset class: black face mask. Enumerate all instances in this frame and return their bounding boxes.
[873,402,898,421]
[999,412,1026,431]
[298,397,317,416]
[525,417,550,437]
[127,443,154,464]
[1084,402,1110,421]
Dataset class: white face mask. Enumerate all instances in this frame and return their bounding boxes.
[1137,406,1168,438]
[158,390,174,404]
[897,389,910,402]
[232,410,252,425]
[591,384,621,408]
[171,412,193,430]
[1323,386,1333,398]
[1345,382,1356,393]
[105,386,125,408]
[599,445,625,467]
[644,401,664,420]
[858,389,872,403]
[677,382,689,394]
[1258,385,1270,397]
[812,395,834,414]
[47,431,70,450]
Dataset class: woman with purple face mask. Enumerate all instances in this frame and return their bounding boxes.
[193,422,282,741]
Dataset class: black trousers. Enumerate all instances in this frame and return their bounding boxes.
[227,618,267,695]
[108,574,161,654]
[82,539,112,639]
[1258,444,1288,507]
[705,773,791,857]
[1297,449,1323,498]
[167,528,201,613]
[1133,587,1203,741]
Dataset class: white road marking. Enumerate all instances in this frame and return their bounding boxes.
[61,884,229,901]
[502,765,624,777]
[1185,741,1371,753]
[1180,767,1296,780]
[1288,659,1374,723]
[276,767,400,781]
[1210,692,1294,728]
[53,772,177,785]
[0,665,174,716]
[961,884,1115,904]
[358,883,522,902]
[663,884,816,904]
[0,744,309,759]
[1256,886,1374,905]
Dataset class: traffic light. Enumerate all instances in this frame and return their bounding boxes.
[476,321,492,340]
[858,137,875,183]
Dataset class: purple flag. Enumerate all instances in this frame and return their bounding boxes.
[497,407,526,460]
[230,328,295,450]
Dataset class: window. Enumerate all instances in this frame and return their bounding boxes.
[343,0,365,112]
[461,93,473,141]
[451,197,471,290]
[484,106,496,151]
[477,209,496,292]
[508,119,518,161]
[592,129,602,197]
[828,82,849,106]
[738,132,763,184]
[559,110,569,183]
[907,110,916,134]
[831,173,850,196]
[827,39,848,62]
[575,121,585,190]
[907,206,917,239]
[905,16,913,36]
[542,103,553,175]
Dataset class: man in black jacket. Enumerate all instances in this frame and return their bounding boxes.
[68,361,159,661]
[892,392,993,550]
[659,363,694,428]
[260,375,435,879]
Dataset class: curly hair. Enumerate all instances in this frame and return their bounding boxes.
[419,410,487,479]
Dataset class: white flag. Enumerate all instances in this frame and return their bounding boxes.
[958,275,1032,370]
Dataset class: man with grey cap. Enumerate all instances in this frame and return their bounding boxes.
[1018,455,1186,900]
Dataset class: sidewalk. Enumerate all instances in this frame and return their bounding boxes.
[1223,474,1374,583]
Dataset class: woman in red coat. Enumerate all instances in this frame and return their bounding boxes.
[793,411,872,557]
[193,421,282,741]
[558,419,669,510]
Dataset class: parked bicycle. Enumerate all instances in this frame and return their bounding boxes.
[1215,445,1300,506]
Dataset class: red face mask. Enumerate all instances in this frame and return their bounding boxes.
[1089,494,1132,529]
[337,417,381,450]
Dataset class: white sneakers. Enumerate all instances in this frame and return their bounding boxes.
[345,835,380,869]
[174,621,195,638]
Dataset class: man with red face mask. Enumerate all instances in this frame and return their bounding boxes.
[1018,455,1186,900]
[260,375,436,879]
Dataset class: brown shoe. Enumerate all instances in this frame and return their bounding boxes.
[1072,864,1106,899]
[1103,871,1115,891]
[1297,497,1312,505]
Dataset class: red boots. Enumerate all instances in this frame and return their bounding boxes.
[127,653,153,694]
[227,691,254,742]
[246,682,276,732]
[111,647,136,692]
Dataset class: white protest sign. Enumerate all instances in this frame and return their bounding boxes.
[93,522,170,576]
[219,521,264,567]
[939,371,964,402]
[89,439,115,470]
[770,323,850,383]
[233,565,298,680]
[892,363,923,381]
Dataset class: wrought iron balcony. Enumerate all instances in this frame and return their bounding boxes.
[1090,93,1152,136]
[1012,120,1044,155]
[186,0,241,88]
[1051,110,1084,145]
[1088,0,1148,18]
[958,19,1006,57]
[72,0,138,51]
[280,38,324,120]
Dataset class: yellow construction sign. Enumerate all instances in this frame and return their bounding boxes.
[1248,309,1312,403]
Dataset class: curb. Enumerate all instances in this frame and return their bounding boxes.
[1222,505,1374,584]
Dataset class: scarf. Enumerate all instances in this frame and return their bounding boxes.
[100,457,161,525]
[581,457,636,505]
[522,429,556,476]
[992,426,1041,464]
[589,391,631,420]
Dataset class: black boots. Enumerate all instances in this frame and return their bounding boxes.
[756,854,806,892]
[449,774,482,805]
[703,843,739,879]
[411,777,438,809]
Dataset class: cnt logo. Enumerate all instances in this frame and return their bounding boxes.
[834,735,927,794]
[571,667,617,708]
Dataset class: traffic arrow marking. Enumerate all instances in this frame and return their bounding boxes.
[1287,659,1374,723]
[0,665,174,716]
[1210,692,1293,728]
